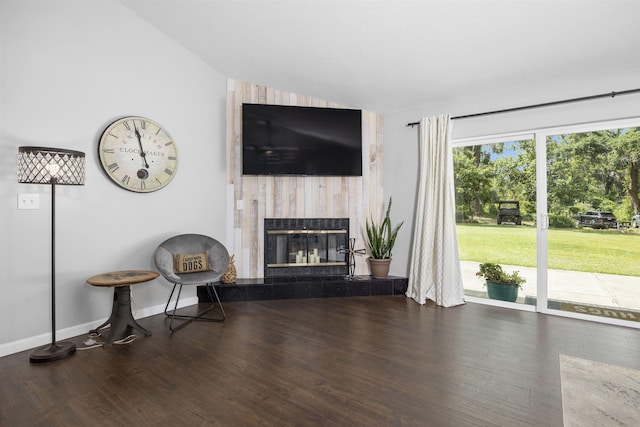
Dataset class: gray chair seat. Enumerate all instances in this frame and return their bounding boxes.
[154,234,229,331]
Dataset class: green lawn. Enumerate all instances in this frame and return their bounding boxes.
[456,223,640,277]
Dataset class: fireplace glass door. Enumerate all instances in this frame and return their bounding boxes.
[264,218,349,278]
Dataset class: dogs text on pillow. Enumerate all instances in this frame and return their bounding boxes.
[173,252,210,274]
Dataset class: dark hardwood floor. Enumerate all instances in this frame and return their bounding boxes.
[1,296,639,426]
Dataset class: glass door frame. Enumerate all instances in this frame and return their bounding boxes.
[453,116,640,328]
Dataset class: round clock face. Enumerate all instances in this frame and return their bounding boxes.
[99,116,178,193]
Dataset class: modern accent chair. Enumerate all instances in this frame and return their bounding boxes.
[154,234,229,331]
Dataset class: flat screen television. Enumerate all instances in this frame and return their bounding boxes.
[242,103,362,176]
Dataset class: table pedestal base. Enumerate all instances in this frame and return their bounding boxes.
[91,285,151,345]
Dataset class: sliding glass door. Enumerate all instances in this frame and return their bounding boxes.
[454,134,537,308]
[544,123,640,324]
[455,118,640,327]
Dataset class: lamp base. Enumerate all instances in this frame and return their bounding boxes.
[29,341,76,363]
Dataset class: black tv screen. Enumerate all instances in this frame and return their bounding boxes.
[242,103,362,176]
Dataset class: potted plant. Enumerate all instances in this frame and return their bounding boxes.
[476,262,526,302]
[365,197,403,278]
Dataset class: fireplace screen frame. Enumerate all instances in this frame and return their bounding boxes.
[264,218,349,278]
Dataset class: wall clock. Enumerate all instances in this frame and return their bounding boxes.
[99,116,178,193]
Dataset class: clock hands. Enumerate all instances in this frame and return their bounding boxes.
[133,122,149,168]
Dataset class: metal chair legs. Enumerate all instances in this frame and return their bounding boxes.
[164,282,226,332]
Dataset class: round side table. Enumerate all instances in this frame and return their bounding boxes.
[87,270,159,345]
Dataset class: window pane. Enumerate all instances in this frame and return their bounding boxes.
[454,139,537,305]
[546,127,640,322]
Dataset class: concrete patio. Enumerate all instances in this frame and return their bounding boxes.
[461,261,640,312]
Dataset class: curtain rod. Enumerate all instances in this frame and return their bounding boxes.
[406,88,640,127]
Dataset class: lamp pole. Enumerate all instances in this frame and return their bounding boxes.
[50,177,57,346]
[29,176,77,363]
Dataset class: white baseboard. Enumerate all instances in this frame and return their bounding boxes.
[0,297,198,358]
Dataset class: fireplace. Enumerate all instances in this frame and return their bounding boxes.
[264,218,349,278]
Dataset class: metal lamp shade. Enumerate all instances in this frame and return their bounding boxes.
[18,146,85,185]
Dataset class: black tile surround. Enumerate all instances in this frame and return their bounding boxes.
[198,276,408,303]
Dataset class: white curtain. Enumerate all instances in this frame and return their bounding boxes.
[405,114,465,307]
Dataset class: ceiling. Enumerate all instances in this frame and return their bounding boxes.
[119,0,640,115]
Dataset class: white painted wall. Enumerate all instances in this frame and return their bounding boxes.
[0,0,227,356]
[384,84,640,279]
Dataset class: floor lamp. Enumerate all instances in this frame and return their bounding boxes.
[18,146,86,363]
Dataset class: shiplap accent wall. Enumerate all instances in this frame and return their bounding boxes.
[226,79,384,278]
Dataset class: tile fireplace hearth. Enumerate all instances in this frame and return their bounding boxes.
[198,276,409,302]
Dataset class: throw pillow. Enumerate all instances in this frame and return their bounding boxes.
[173,252,210,274]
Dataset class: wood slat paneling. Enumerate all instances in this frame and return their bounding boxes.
[227,79,383,278]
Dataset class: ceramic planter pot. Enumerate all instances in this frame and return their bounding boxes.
[486,280,519,302]
[368,258,391,279]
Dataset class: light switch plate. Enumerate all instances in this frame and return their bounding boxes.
[18,193,39,210]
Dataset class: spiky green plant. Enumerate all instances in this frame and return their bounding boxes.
[365,197,404,259]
